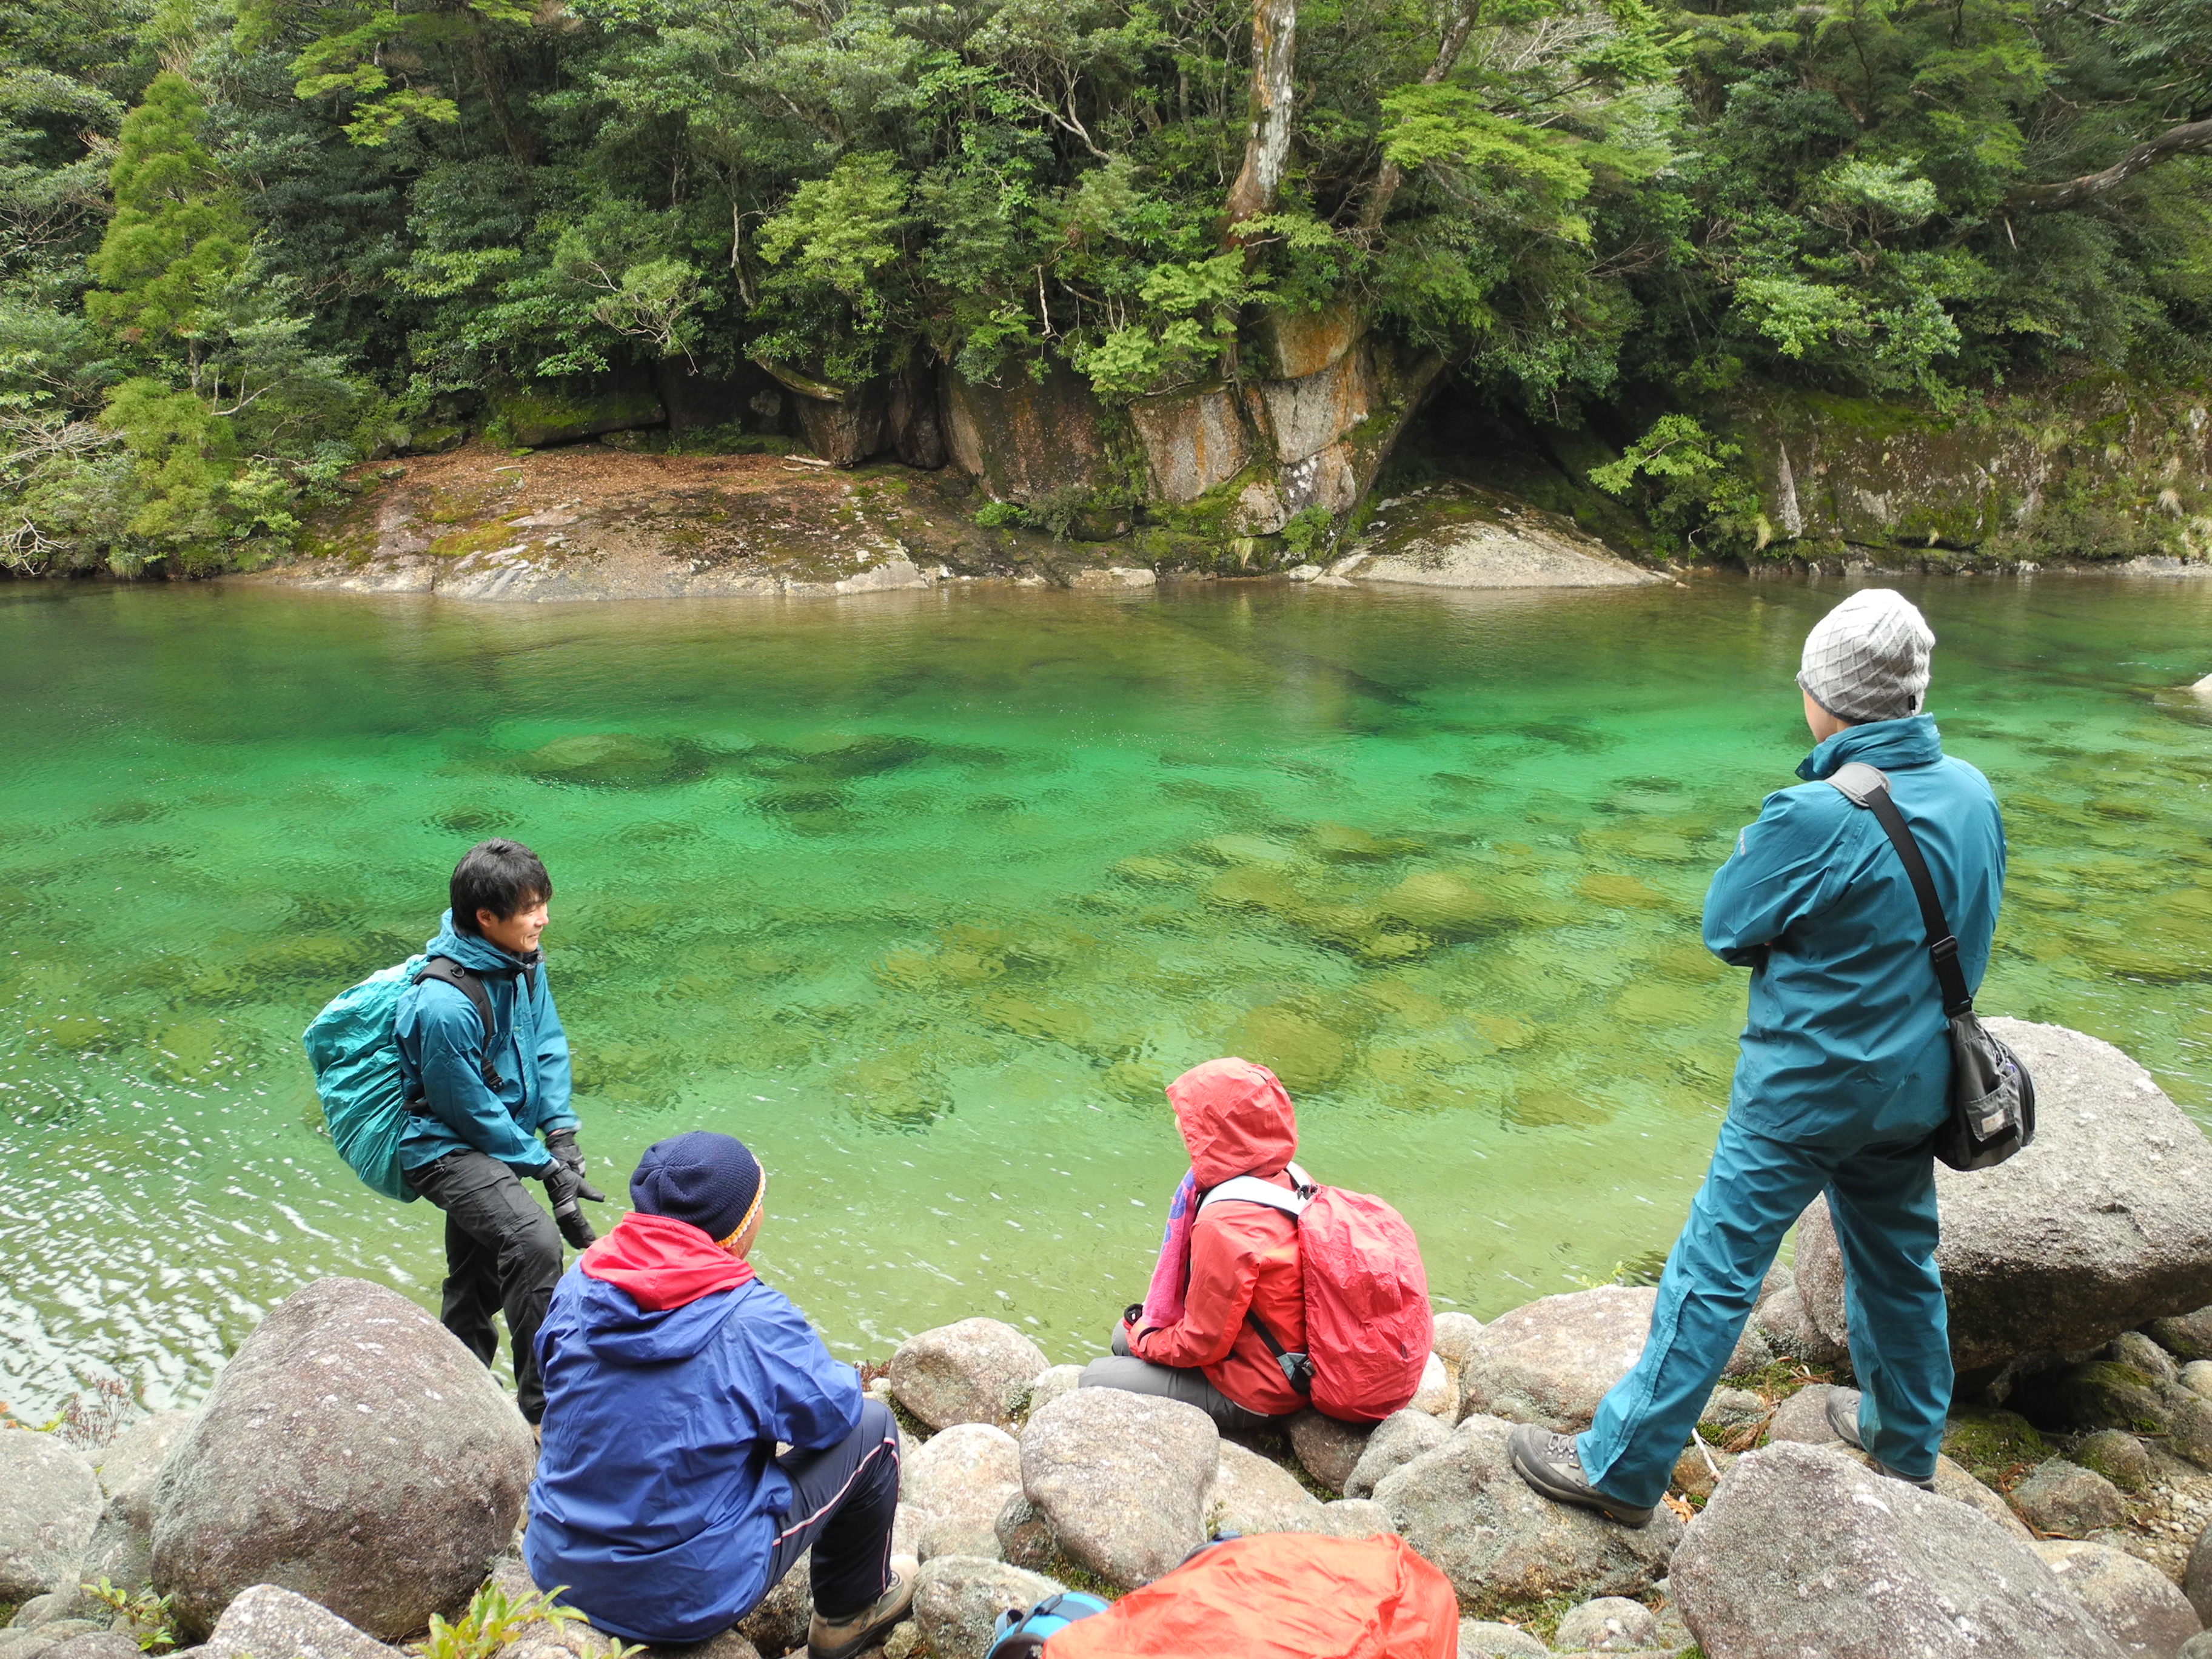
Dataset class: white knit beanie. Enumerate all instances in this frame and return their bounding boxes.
[1797,589,1934,723]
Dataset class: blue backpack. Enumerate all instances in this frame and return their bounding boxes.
[301,955,499,1202]
[987,1592,1111,1659]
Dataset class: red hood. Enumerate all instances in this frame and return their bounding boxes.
[580,1210,755,1312]
[1167,1057,1298,1187]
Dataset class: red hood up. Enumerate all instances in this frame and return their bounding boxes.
[1167,1057,1298,1187]
[580,1210,756,1312]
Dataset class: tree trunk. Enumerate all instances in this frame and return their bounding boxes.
[2006,118,2212,213]
[1356,0,1483,234]
[1224,0,1297,230]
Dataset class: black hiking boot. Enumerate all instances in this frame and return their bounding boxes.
[1824,1387,1936,1492]
[1507,1424,1656,1528]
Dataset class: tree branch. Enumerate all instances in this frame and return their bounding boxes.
[1356,0,1483,234]
[2006,117,2212,213]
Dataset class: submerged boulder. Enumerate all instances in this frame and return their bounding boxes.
[1371,1415,1679,1608]
[0,1431,101,1601]
[1670,1441,2125,1659]
[1795,1021,2212,1372]
[888,1320,1048,1432]
[1018,1390,1216,1589]
[149,1276,535,1640]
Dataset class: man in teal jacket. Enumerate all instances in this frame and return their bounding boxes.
[396,839,603,1424]
[1514,589,2005,1523]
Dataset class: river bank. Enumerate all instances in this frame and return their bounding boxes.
[7,1020,2212,1659]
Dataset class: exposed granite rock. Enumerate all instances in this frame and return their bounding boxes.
[1128,386,1250,505]
[1459,1286,1761,1433]
[1286,1409,1373,1496]
[1018,1390,1216,1589]
[1555,1597,1661,1652]
[1795,1021,2212,1372]
[1372,1416,1680,1608]
[1456,1620,1548,1657]
[199,1584,403,1659]
[2014,1460,2131,1538]
[2036,1541,2202,1659]
[2076,1430,2158,1493]
[897,1424,1022,1562]
[888,1320,1049,1432]
[0,1433,101,1602]
[1207,1442,1319,1535]
[1670,1441,2125,1658]
[1023,1366,1082,1421]
[1344,1409,1450,1501]
[148,1276,534,1640]
[911,1557,1065,1659]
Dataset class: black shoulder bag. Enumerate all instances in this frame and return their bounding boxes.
[1828,761,2034,1171]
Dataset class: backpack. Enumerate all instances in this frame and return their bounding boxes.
[301,956,501,1202]
[1199,1162,1432,1423]
[987,1592,1111,1658]
[1037,1533,1456,1659]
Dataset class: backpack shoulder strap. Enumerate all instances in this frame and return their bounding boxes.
[414,957,506,1088]
[1199,1176,1310,1218]
[1827,767,1976,1017]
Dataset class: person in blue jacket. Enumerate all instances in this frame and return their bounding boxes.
[1513,588,2005,1524]
[395,839,605,1426]
[527,1131,914,1659]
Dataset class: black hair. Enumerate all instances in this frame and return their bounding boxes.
[451,840,552,934]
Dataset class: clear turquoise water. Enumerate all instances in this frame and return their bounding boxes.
[2,574,2208,1418]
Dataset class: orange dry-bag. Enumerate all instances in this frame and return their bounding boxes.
[1200,1161,1433,1421]
[1041,1533,1458,1659]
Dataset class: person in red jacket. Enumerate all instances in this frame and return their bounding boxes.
[1078,1057,1306,1432]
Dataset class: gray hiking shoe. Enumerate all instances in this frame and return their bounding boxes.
[1507,1423,1655,1527]
[1823,1387,1934,1492]
[806,1555,917,1659]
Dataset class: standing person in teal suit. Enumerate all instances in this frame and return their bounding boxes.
[1513,589,2006,1524]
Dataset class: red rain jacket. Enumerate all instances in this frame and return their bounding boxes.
[1128,1059,1307,1417]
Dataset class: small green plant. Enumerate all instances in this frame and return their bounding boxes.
[1589,415,1766,558]
[972,500,1029,529]
[84,1578,178,1652]
[414,1583,613,1659]
[1279,506,1333,562]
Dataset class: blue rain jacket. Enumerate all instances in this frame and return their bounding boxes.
[1705,715,2005,1144]
[394,910,575,1172]
[523,1270,863,1643]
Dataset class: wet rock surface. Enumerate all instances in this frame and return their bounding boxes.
[149,1276,535,1640]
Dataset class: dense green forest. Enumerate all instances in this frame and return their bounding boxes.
[1,0,2208,572]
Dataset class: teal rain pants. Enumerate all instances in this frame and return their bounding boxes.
[1575,1111,1951,1509]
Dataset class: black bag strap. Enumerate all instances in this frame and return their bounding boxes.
[1828,762,1975,1018]
[1242,1307,1313,1393]
[414,956,506,1089]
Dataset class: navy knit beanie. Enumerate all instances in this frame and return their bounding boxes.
[630,1131,764,1242]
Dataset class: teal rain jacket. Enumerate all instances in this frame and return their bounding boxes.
[1704,715,2005,1145]
[394,910,577,1172]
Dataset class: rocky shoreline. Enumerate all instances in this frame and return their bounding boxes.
[8,1019,2212,1658]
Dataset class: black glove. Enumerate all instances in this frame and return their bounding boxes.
[543,1130,607,1204]
[541,1162,600,1249]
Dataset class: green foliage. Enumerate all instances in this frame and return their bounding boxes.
[82,1578,177,1652]
[1590,415,1765,556]
[415,1581,618,1659]
[85,73,250,344]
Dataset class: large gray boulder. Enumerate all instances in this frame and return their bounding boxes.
[1796,1021,2212,1371]
[2188,1520,2212,1627]
[1457,1621,1547,1658]
[1670,1439,2127,1658]
[889,1321,1048,1432]
[2036,1541,2202,1658]
[1372,1416,1679,1606]
[1344,1409,1450,1501]
[89,1415,195,1532]
[913,1557,1065,1659]
[1458,1287,1762,1432]
[198,1585,403,1659]
[1019,1390,1216,1588]
[0,1432,102,1600]
[897,1424,1022,1562]
[1207,1443,1319,1535]
[149,1276,536,1640]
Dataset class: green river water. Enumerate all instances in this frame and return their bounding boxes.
[3,574,2210,1419]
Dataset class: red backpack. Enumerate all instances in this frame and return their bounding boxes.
[1200,1162,1432,1422]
